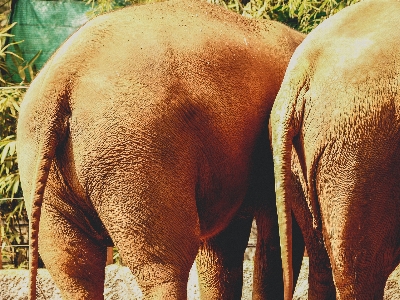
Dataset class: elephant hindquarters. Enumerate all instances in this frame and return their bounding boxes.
[290,150,335,300]
[316,136,400,300]
[89,157,201,299]
[39,188,108,299]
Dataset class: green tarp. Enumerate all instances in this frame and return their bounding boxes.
[7,0,91,82]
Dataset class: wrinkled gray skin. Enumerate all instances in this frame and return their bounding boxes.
[16,0,305,299]
[271,0,400,299]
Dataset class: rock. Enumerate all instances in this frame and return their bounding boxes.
[0,268,61,300]
[1,256,399,299]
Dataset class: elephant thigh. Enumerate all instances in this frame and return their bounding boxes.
[39,200,107,300]
[316,149,400,298]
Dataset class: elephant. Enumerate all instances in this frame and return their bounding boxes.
[270,0,400,299]
[16,0,305,299]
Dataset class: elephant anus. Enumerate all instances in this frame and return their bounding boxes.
[271,0,400,299]
[16,0,305,299]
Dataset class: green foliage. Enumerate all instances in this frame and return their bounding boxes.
[0,22,42,85]
[83,0,361,32]
[6,41,42,85]
[84,0,163,16]
[0,22,23,85]
[113,247,123,265]
[209,0,361,33]
[0,0,12,26]
[0,87,27,268]
[0,88,22,195]
[281,0,362,33]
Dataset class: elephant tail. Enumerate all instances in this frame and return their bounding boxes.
[28,133,60,300]
[19,79,70,300]
[270,73,307,300]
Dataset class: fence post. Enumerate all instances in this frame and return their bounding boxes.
[106,247,113,265]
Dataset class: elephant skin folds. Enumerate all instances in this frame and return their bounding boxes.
[271,0,400,299]
[16,0,305,299]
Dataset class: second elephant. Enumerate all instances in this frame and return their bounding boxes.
[271,0,400,299]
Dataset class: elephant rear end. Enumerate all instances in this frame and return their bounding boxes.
[17,0,305,299]
[271,0,400,299]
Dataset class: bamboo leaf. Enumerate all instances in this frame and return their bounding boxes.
[4,51,23,61]
[7,141,15,157]
[27,50,42,67]
[0,22,17,35]
[1,40,24,52]
[1,143,10,164]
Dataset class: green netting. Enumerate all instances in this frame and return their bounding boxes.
[7,0,91,82]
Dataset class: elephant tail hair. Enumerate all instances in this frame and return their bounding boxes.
[29,136,59,300]
[270,76,307,300]
[27,88,70,300]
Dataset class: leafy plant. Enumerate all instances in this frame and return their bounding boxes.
[0,22,24,85]
[0,0,12,26]
[0,86,27,269]
[7,41,42,84]
[209,0,361,33]
[84,0,163,16]
[279,0,362,33]
[84,0,361,32]
[0,21,42,85]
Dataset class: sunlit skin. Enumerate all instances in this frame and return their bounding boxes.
[16,0,305,299]
[271,0,400,299]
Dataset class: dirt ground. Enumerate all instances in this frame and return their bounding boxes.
[1,222,399,299]
[1,253,399,299]
[236,253,400,300]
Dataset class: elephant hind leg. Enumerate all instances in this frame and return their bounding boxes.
[39,200,107,300]
[96,181,201,299]
[318,169,399,299]
[290,158,335,300]
[102,207,200,299]
[252,202,305,299]
[252,203,284,299]
[196,206,253,300]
